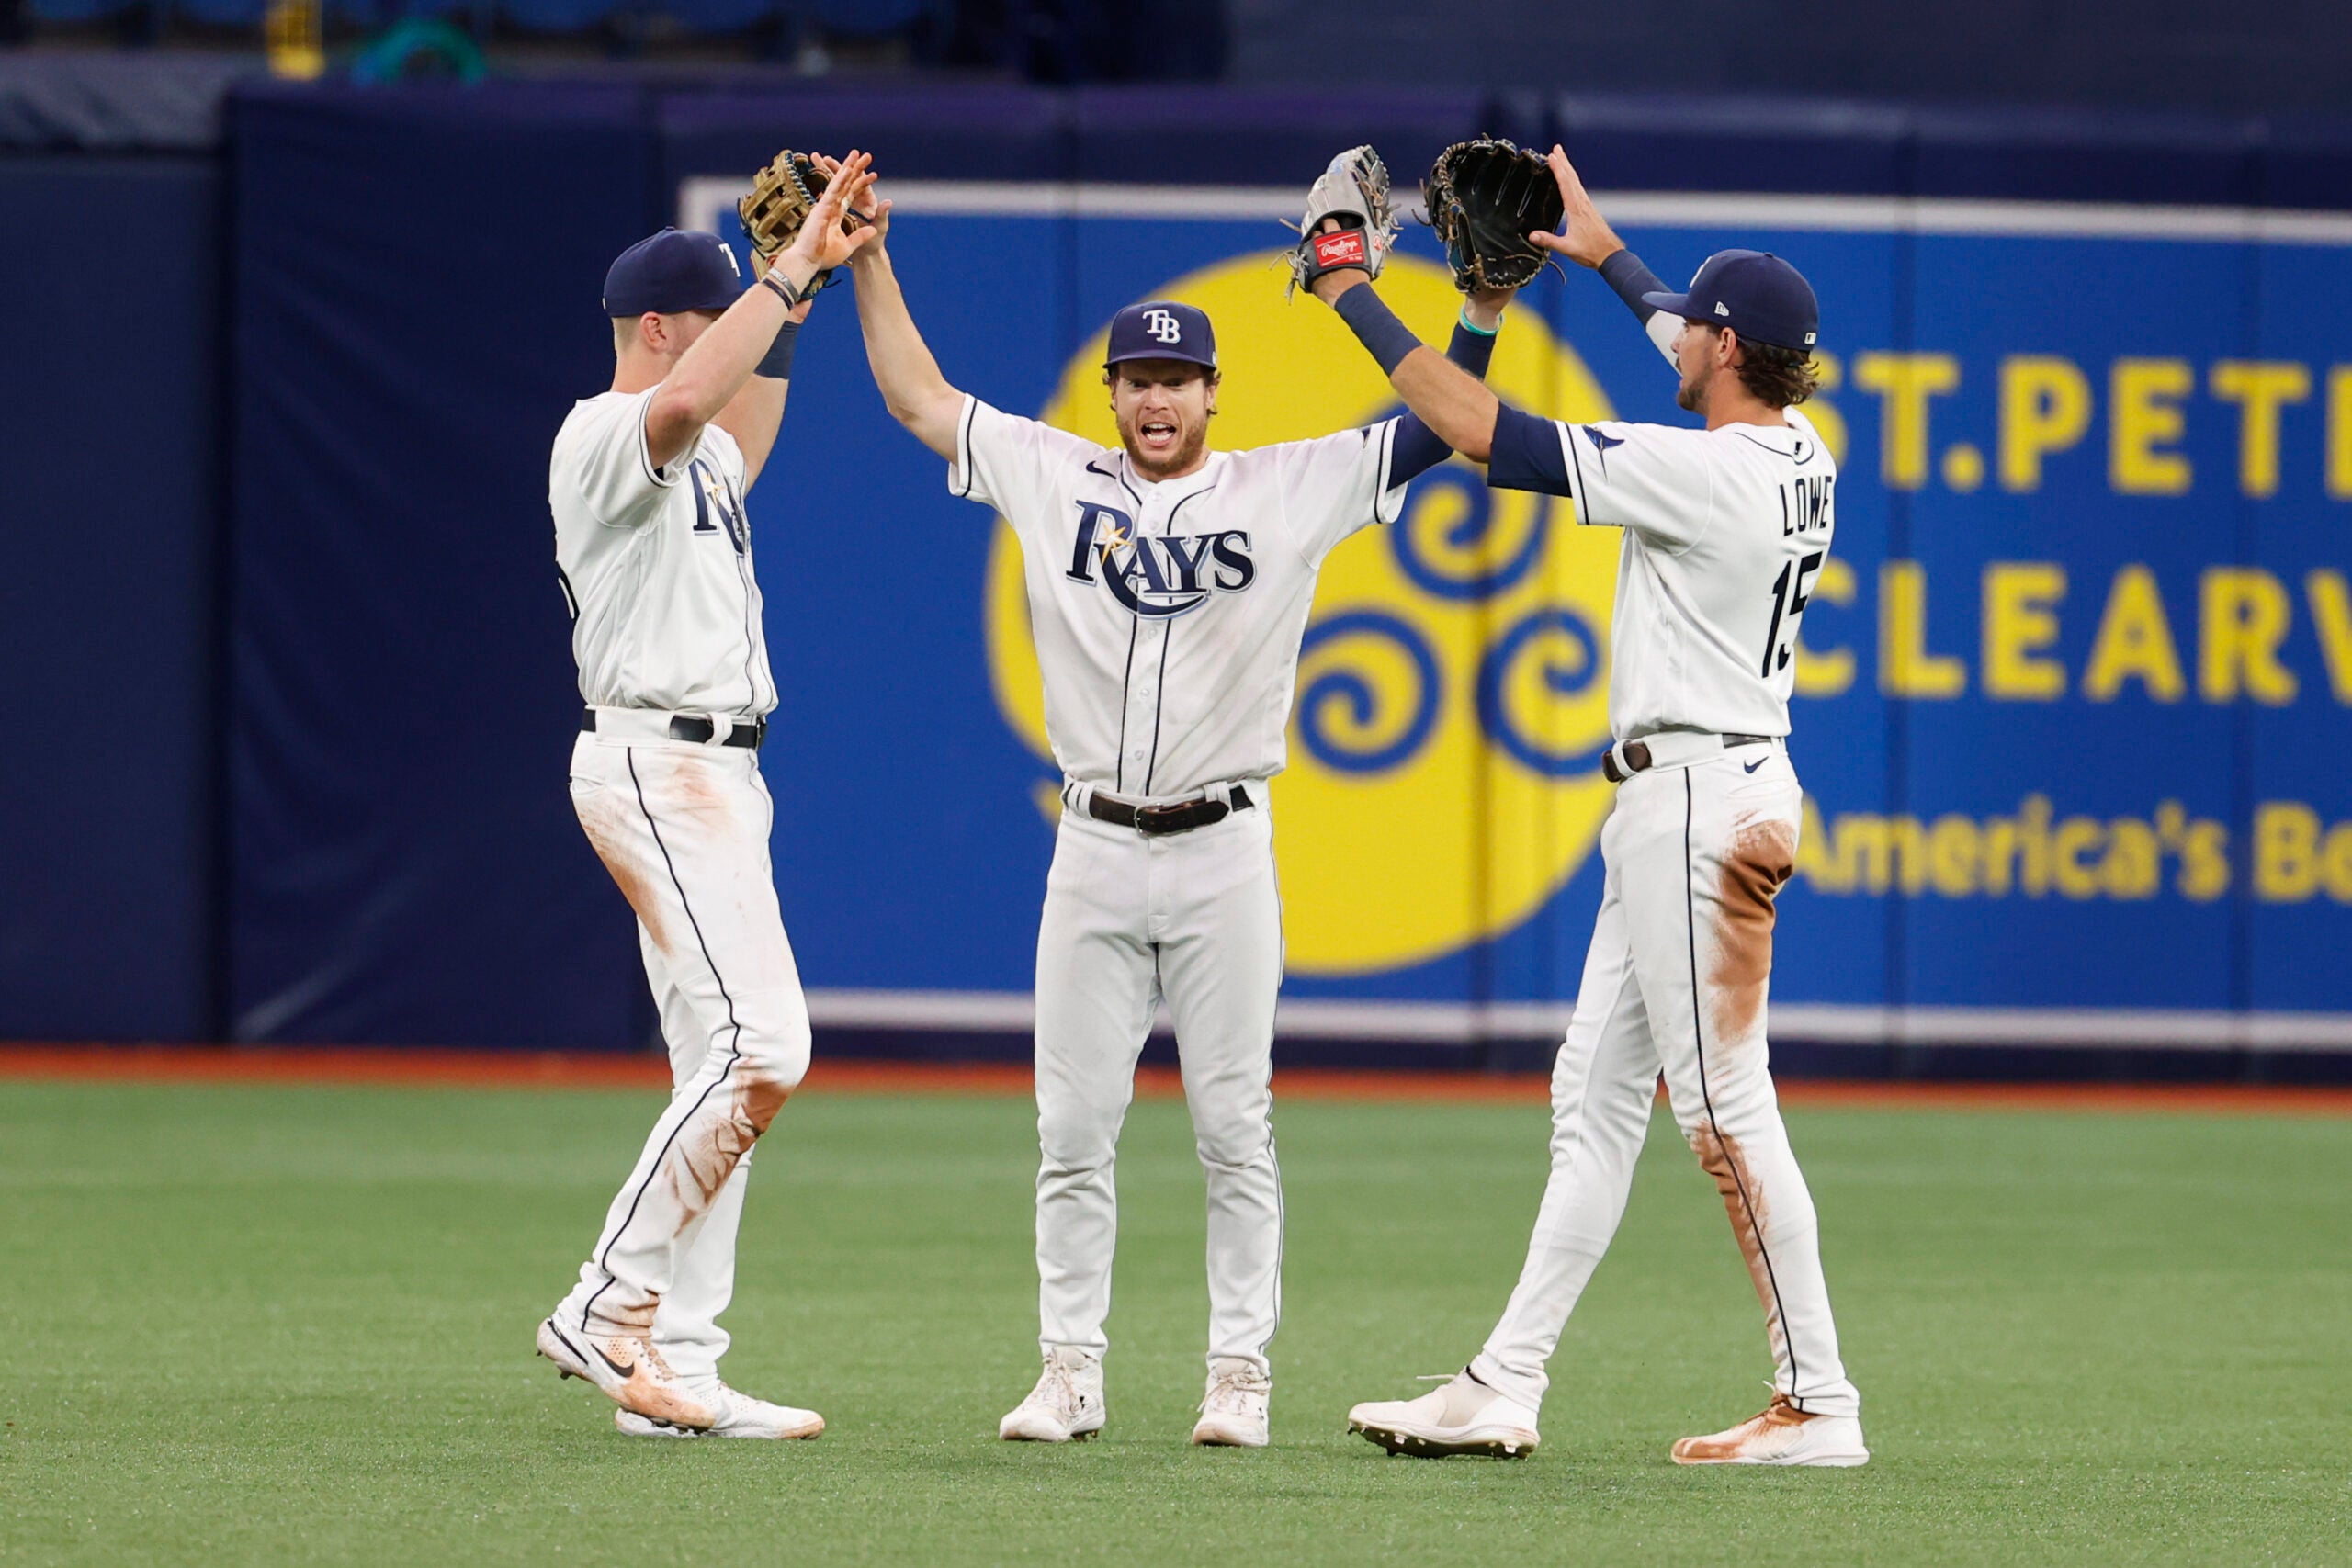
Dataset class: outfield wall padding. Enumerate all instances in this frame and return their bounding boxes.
[28,82,2352,1061]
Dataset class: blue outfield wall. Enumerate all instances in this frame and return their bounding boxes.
[0,156,221,1043]
[54,82,2352,1060]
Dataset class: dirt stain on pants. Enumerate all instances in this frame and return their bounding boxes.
[1689,1123,1790,1363]
[1710,818,1795,1047]
[666,1077,792,1235]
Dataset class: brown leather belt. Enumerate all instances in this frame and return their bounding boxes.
[581,709,766,750]
[1087,785,1254,836]
[1600,734,1773,784]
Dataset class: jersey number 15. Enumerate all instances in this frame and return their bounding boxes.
[1760,551,1826,678]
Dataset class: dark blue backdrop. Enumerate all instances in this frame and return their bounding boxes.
[0,156,220,1042]
[11,80,2352,1063]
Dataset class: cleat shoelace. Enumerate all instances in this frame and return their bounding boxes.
[1200,1371,1269,1416]
[1033,1363,1080,1418]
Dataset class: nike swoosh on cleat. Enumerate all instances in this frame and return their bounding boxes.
[1743,757,1767,773]
[592,1343,638,1380]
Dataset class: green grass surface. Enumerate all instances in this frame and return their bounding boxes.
[2,1078,2347,1565]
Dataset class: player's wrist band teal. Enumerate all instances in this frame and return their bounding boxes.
[1457,309,1498,337]
[755,320,800,380]
[1331,284,1422,376]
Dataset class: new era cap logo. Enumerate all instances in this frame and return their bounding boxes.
[1141,308,1183,344]
[1714,300,1731,316]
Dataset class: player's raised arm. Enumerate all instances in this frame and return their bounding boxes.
[709,291,812,493]
[1529,145,1680,368]
[841,185,967,462]
[1384,283,1514,482]
[1308,267,1504,463]
[643,152,878,473]
[1291,141,1561,466]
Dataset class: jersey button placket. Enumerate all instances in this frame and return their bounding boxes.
[1125,498,1169,790]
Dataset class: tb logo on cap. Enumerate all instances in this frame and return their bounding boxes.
[1141,309,1183,344]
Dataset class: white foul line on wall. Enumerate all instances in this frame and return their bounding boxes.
[679,177,2352,247]
[803,989,2352,1052]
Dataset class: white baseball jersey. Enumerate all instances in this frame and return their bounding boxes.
[549,389,777,718]
[952,396,1408,798]
[1494,404,1835,741]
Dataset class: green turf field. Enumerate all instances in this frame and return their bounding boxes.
[1,1078,2346,1565]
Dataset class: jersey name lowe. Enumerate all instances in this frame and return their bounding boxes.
[1532,406,1835,740]
[549,389,778,718]
[956,396,1407,800]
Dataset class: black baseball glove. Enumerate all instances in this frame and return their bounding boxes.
[1424,137,1565,293]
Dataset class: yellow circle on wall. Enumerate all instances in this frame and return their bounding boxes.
[986,251,1623,975]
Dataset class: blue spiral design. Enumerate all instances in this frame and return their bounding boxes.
[1476,608,1611,777]
[1388,464,1549,603]
[1295,612,1442,774]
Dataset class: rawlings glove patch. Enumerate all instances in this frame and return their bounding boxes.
[1287,144,1400,297]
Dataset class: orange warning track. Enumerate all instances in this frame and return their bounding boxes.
[0,1043,2347,1115]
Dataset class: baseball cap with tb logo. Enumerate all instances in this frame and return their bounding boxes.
[1104,300,1218,371]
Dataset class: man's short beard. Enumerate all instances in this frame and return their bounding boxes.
[1676,363,1709,414]
[1119,416,1210,479]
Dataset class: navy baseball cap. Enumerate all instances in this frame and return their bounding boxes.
[1103,301,1218,371]
[1642,250,1819,353]
[603,228,745,316]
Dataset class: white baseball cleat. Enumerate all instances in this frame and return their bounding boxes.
[999,1347,1106,1442]
[614,1383,823,1440]
[1670,1392,1870,1467]
[1347,1371,1541,1459]
[1190,1358,1271,1448]
[536,1315,716,1432]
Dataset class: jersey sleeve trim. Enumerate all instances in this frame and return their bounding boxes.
[1372,417,1406,526]
[949,394,980,499]
[637,391,685,493]
[1487,404,1576,502]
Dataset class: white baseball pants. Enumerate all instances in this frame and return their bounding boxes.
[1469,744,1860,1418]
[1032,792,1285,1376]
[554,730,812,1378]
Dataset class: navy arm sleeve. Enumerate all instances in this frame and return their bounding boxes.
[1388,319,1499,485]
[1486,405,1571,496]
[1599,248,1669,325]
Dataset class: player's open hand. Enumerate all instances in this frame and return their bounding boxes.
[1532,144,1624,271]
[788,149,881,273]
[812,152,892,258]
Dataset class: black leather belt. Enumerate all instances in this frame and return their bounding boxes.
[580,709,766,750]
[1087,785,1254,836]
[1601,734,1772,784]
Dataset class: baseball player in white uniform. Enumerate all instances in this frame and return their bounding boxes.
[835,160,1510,1447]
[1308,147,1868,1466]
[532,153,879,1438]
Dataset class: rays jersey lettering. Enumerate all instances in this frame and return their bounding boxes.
[1063,502,1256,618]
[953,395,1406,798]
[548,388,777,718]
[1493,404,1837,741]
